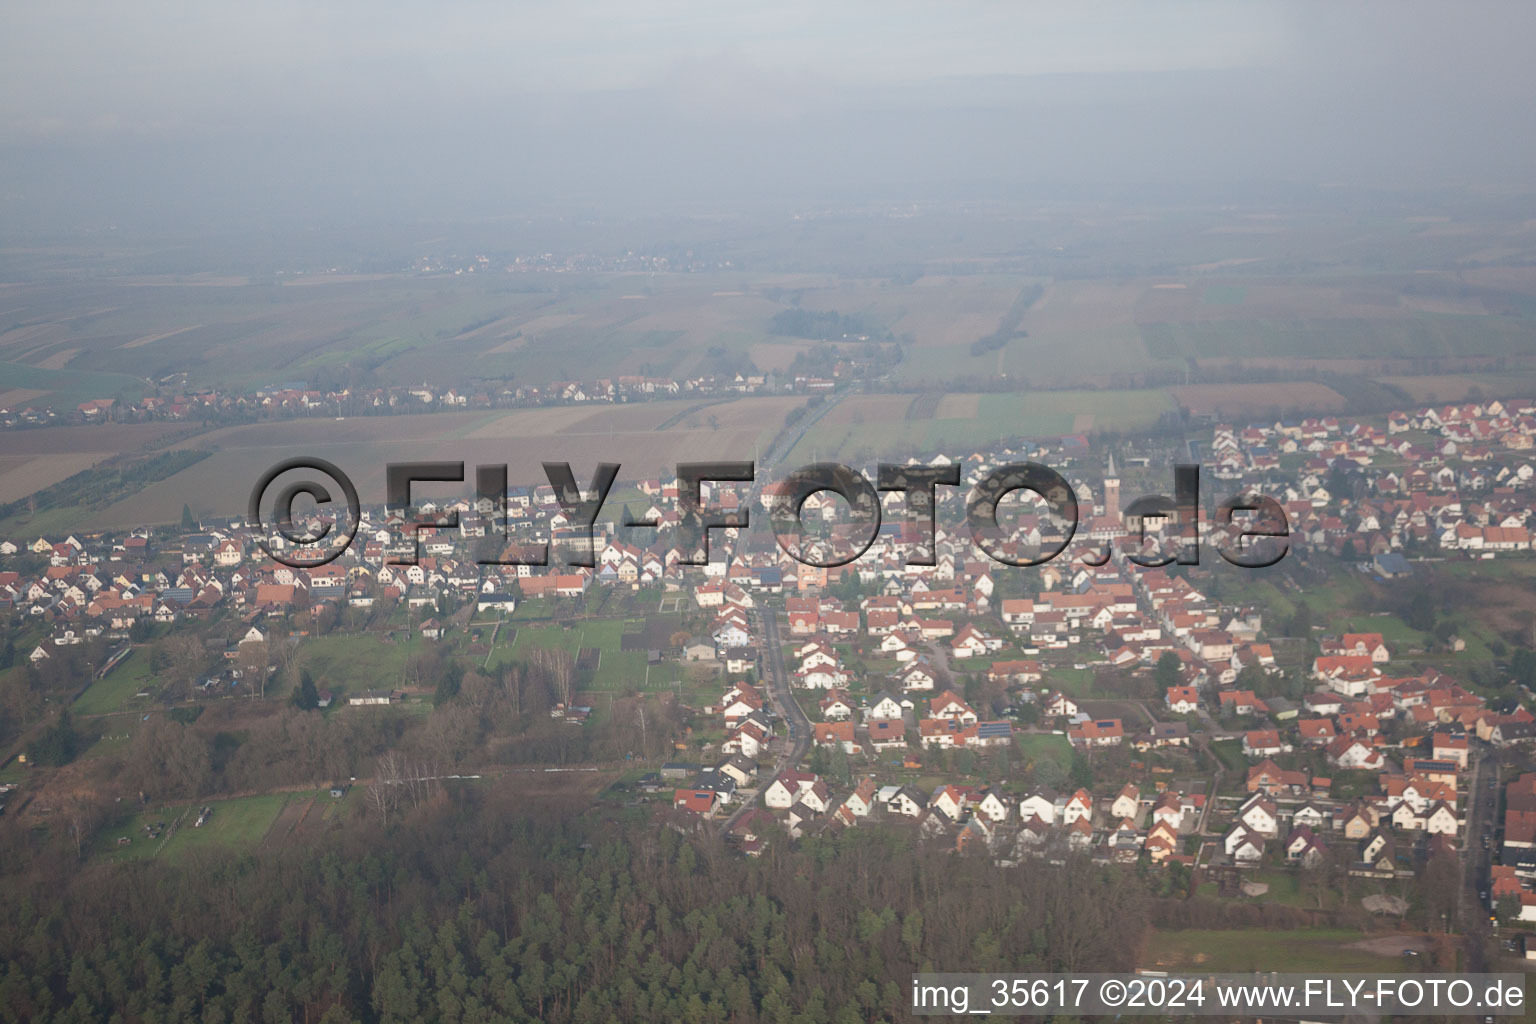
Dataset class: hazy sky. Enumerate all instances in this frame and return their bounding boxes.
[2,2,1533,231]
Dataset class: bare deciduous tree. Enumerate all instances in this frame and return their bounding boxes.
[528,647,575,708]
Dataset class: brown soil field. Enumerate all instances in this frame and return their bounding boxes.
[817,395,913,427]
[887,276,1019,348]
[462,406,627,438]
[0,388,47,408]
[934,393,980,419]
[261,797,313,851]
[1028,280,1147,333]
[86,399,798,527]
[905,394,941,420]
[746,341,807,372]
[36,347,80,370]
[0,453,103,504]
[484,312,585,352]
[1,422,190,455]
[1170,381,1346,415]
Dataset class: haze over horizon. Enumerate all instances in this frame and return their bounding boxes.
[3,1,1534,236]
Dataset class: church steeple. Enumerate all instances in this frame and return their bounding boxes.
[1104,453,1121,521]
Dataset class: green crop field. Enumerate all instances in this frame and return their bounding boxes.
[0,360,149,411]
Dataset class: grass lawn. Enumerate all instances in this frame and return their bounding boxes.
[298,633,424,694]
[494,617,664,690]
[1143,928,1405,973]
[1015,732,1072,768]
[1044,666,1097,697]
[1332,611,1429,654]
[1208,739,1247,773]
[511,597,557,621]
[104,791,293,862]
[73,650,157,716]
[1246,867,1325,908]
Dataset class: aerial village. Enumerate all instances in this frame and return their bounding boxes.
[9,397,1536,913]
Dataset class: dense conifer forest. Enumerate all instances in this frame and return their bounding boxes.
[0,787,1150,1023]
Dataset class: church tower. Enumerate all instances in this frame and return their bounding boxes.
[1104,453,1121,521]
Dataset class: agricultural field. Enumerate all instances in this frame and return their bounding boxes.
[71,395,798,529]
[1375,373,1536,403]
[1169,381,1346,417]
[0,358,148,412]
[0,272,811,395]
[0,422,190,506]
[781,389,1176,465]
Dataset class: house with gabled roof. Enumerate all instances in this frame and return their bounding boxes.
[763,770,818,809]
[867,718,906,750]
[673,788,717,818]
[928,690,977,725]
[1061,788,1093,825]
[1110,783,1140,821]
[885,785,926,817]
[1068,718,1123,748]
[1018,789,1057,825]
[1223,824,1266,865]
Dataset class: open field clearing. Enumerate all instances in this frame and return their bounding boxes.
[79,398,796,527]
[36,347,81,370]
[1014,732,1072,770]
[1142,313,1532,361]
[0,421,189,454]
[120,324,206,349]
[816,394,915,427]
[490,617,665,690]
[0,359,148,410]
[1143,928,1413,973]
[104,792,295,863]
[1170,381,1347,416]
[1375,373,1536,402]
[289,633,427,692]
[0,453,104,504]
[782,389,1175,465]
[73,651,158,716]
[1137,278,1494,324]
[933,393,981,419]
[0,387,47,407]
